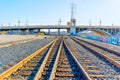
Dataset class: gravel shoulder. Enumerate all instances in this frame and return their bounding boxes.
[0,36,55,74]
[0,35,50,44]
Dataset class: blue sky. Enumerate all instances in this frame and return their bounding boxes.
[0,0,120,26]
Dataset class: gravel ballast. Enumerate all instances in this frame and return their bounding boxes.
[0,37,55,74]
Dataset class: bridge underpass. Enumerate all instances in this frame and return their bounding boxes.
[40,29,67,35]
[76,29,112,37]
[0,25,120,35]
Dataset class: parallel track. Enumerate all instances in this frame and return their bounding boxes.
[79,37,120,56]
[2,42,53,80]
[0,36,92,80]
[2,36,120,80]
[37,37,61,79]
[49,41,83,80]
[9,47,49,80]
[68,36,120,79]
[35,37,89,80]
[0,37,56,80]
[71,37,120,68]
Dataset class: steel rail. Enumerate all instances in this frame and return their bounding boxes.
[0,38,56,80]
[74,36,120,56]
[33,37,59,80]
[72,37,120,68]
[49,40,63,80]
[64,39,92,80]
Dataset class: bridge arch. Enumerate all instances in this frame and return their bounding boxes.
[77,29,112,37]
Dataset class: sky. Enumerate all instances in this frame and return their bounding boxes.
[0,0,120,26]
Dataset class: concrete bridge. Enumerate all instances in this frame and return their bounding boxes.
[0,25,120,35]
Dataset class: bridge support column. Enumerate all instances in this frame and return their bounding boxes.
[111,29,114,35]
[70,19,76,35]
[67,28,70,33]
[26,29,30,34]
[76,28,80,33]
[80,28,83,31]
[113,29,115,35]
[114,29,116,35]
[110,29,112,33]
[108,29,111,33]
[58,29,60,36]
[101,28,103,30]
[106,29,108,32]
[115,28,119,34]
[21,29,26,35]
[38,28,41,33]
[106,29,110,33]
[29,29,34,34]
[118,29,120,33]
[48,29,50,35]
[70,27,76,35]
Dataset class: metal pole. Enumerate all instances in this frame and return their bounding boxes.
[9,22,11,32]
[99,18,101,27]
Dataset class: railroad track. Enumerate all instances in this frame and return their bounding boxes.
[0,37,57,80]
[36,37,62,79]
[66,36,120,79]
[71,37,120,68]
[2,35,119,80]
[34,37,89,80]
[0,36,93,80]
[49,41,83,80]
[76,37,120,57]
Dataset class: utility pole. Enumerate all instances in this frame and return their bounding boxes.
[58,18,61,36]
[112,23,114,26]
[89,19,91,26]
[70,2,76,35]
[26,20,28,26]
[17,19,21,33]
[8,22,11,32]
[99,18,102,27]
[71,3,74,20]
[89,19,91,30]
[26,20,29,34]
[18,19,20,27]
[71,2,76,26]
[58,18,61,25]
[1,24,3,27]
[8,22,10,27]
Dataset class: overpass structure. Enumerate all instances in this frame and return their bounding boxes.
[0,25,120,35]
